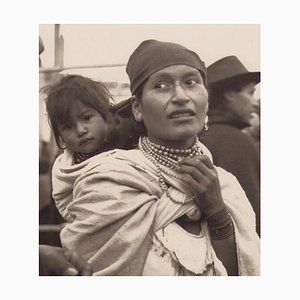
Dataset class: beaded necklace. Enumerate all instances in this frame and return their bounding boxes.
[139,136,203,203]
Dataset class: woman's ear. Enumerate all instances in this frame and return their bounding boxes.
[205,102,209,114]
[131,95,143,122]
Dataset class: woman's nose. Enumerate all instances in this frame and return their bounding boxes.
[171,85,189,104]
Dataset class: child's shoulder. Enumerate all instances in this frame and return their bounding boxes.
[52,150,73,169]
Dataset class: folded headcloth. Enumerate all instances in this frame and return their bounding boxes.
[126,39,207,95]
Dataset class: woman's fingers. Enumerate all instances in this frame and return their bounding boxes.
[178,155,216,181]
[179,155,214,173]
[180,173,206,193]
[179,164,210,186]
[178,155,224,216]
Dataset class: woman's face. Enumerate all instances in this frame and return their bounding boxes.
[132,65,208,149]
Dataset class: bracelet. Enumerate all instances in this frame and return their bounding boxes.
[206,207,235,240]
[209,221,235,240]
[206,207,231,229]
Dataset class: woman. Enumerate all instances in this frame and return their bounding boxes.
[59,40,260,275]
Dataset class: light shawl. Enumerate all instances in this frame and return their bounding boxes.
[53,142,260,275]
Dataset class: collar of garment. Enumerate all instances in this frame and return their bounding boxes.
[73,147,103,164]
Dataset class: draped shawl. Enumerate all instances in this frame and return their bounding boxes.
[52,142,260,275]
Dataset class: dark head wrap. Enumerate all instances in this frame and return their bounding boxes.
[126,39,207,94]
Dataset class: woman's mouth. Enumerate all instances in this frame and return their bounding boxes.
[171,112,193,119]
[169,110,195,119]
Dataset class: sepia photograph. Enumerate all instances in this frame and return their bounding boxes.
[39,24,260,276]
[3,0,299,298]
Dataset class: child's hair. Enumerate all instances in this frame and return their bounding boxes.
[44,74,114,149]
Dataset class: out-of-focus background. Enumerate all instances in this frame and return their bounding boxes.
[39,24,260,246]
[40,24,260,101]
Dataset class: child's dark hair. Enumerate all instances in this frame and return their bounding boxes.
[44,74,114,149]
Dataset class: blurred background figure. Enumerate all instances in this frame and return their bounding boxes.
[39,36,44,67]
[199,56,260,236]
[39,36,65,246]
[243,99,260,155]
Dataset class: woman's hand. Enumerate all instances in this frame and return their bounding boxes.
[178,155,225,217]
[178,155,238,275]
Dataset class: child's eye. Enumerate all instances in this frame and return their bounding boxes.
[62,124,72,130]
[83,115,92,121]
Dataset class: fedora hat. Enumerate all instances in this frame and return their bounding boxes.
[207,56,260,91]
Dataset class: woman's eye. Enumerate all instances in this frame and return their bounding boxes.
[186,79,197,86]
[154,82,168,89]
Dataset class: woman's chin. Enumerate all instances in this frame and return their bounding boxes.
[158,133,198,148]
[172,129,200,141]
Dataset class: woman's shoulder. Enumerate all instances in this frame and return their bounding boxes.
[215,166,235,181]
[216,166,256,229]
[197,140,213,162]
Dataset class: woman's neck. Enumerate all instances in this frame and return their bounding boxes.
[147,136,197,150]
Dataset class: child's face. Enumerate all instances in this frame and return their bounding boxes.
[58,101,107,153]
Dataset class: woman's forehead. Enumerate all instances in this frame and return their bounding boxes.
[148,65,201,79]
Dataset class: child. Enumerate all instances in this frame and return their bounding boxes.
[45,74,115,221]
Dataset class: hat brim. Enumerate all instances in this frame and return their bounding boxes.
[208,72,260,91]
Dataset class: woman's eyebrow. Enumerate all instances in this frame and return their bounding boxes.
[149,72,172,81]
[150,70,200,81]
[182,70,201,77]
